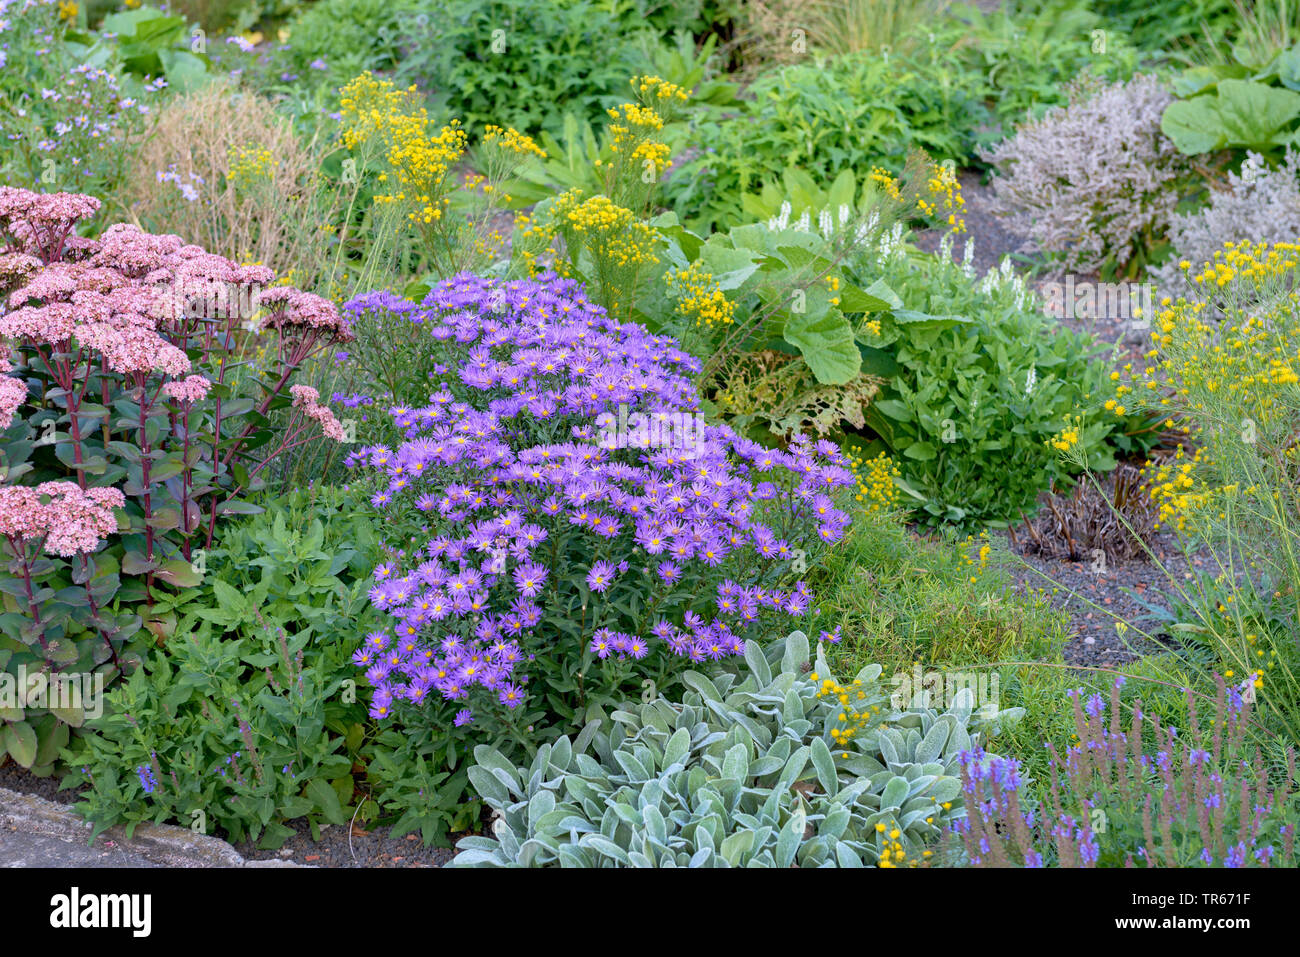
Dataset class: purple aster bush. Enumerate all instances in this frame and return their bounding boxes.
[341,271,855,746]
[949,675,1299,867]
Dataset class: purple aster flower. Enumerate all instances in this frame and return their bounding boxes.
[586,560,616,592]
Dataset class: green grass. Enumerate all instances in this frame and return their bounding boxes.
[808,511,1069,673]
[807,507,1203,794]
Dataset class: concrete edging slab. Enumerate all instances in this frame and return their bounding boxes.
[0,786,308,868]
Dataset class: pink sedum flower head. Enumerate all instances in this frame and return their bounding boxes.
[290,383,347,442]
[0,482,125,557]
[162,374,212,404]
[0,187,102,261]
[261,287,355,343]
[0,376,26,428]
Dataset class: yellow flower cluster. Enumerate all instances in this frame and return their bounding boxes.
[1140,445,1209,533]
[482,125,546,160]
[918,162,966,234]
[631,75,690,105]
[1048,414,1083,452]
[57,0,76,21]
[566,193,633,233]
[867,162,966,232]
[339,72,409,150]
[877,823,925,867]
[665,260,735,328]
[607,102,665,148]
[812,671,881,753]
[391,120,467,224]
[847,451,901,513]
[961,529,992,582]
[472,230,507,263]
[564,195,658,266]
[825,273,841,308]
[227,145,277,189]
[869,167,902,202]
[631,140,672,177]
[1189,240,1300,288]
[601,224,660,269]
[1129,240,1300,533]
[339,72,467,227]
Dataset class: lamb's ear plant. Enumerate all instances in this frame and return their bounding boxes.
[450,630,1024,868]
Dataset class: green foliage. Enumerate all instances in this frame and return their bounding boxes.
[1069,0,1237,54]
[808,513,1069,674]
[668,49,989,230]
[641,213,891,385]
[278,0,419,92]
[395,0,660,137]
[597,0,741,38]
[64,618,355,847]
[452,631,1024,867]
[362,720,482,847]
[1162,55,1300,157]
[851,236,1137,526]
[65,6,212,92]
[942,0,1143,133]
[59,488,381,847]
[165,0,306,34]
[508,33,739,208]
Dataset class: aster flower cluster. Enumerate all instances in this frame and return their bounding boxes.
[343,272,855,727]
[0,2,155,196]
[953,676,1298,868]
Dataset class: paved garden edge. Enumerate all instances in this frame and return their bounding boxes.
[0,786,306,868]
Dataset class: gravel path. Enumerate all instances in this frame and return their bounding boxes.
[917,172,1199,668]
[1000,530,1207,665]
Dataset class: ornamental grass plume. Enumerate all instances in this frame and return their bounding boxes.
[121,79,348,291]
[343,272,854,736]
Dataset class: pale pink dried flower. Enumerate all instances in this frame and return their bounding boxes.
[0,375,27,428]
[982,75,1192,274]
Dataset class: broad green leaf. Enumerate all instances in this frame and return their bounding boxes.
[3,721,37,768]
[783,299,859,385]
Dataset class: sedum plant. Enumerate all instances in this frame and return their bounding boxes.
[0,187,351,774]
[450,630,1024,868]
